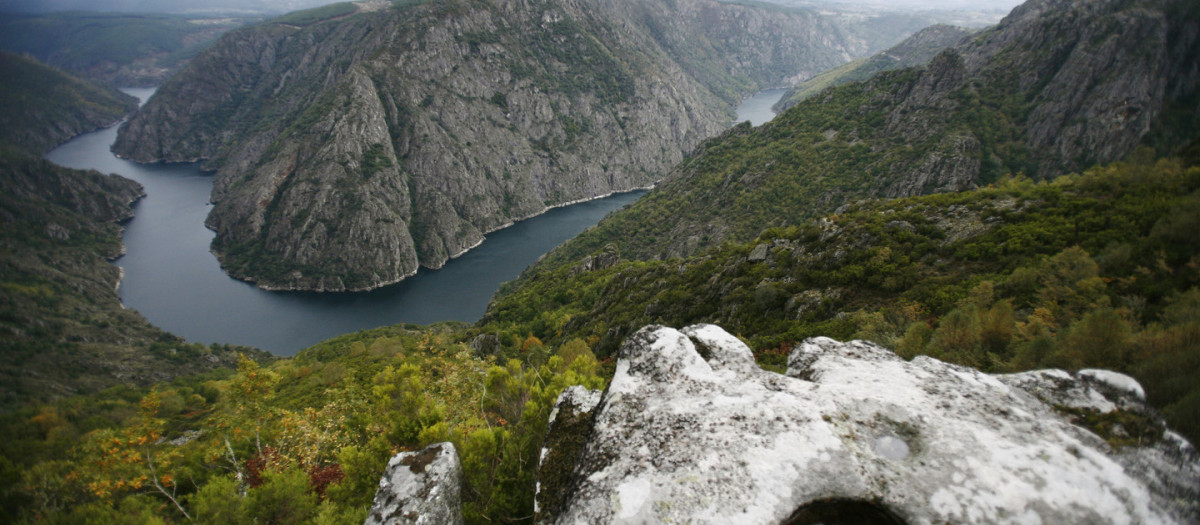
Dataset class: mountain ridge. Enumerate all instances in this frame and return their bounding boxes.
[774,23,975,111]
[524,0,1200,266]
[0,51,137,153]
[111,0,868,292]
[0,54,271,410]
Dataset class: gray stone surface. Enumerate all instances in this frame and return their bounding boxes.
[112,0,864,291]
[366,442,464,525]
[540,324,1200,524]
[536,386,603,522]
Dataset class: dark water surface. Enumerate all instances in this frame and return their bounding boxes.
[45,88,780,355]
[46,88,643,355]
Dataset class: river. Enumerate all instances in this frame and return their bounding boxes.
[45,88,783,355]
[736,88,788,126]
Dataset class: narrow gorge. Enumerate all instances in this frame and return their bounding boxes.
[113,0,868,291]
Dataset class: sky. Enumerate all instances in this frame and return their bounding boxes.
[0,0,347,15]
[1,0,1026,15]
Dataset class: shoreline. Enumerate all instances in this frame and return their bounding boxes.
[222,185,653,293]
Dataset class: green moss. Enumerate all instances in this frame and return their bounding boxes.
[1055,406,1164,449]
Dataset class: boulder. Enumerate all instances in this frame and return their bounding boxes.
[536,386,603,521]
[748,243,770,262]
[365,442,464,525]
[538,324,1199,524]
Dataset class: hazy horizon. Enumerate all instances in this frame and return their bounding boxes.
[1,0,1025,16]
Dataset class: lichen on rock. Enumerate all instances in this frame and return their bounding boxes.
[366,442,464,525]
[537,324,1200,524]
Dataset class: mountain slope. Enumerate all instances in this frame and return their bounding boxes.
[531,0,1200,265]
[0,12,251,87]
[774,23,975,111]
[0,51,137,153]
[111,0,864,292]
[0,56,268,410]
[479,153,1200,442]
[0,151,266,408]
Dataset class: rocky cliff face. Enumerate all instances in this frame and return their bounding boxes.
[901,0,1199,186]
[112,0,862,291]
[532,0,1200,264]
[535,325,1199,524]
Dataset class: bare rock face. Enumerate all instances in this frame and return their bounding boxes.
[558,0,1200,264]
[366,442,464,525]
[537,324,1199,524]
[112,0,862,292]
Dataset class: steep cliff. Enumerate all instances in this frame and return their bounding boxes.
[112,0,863,291]
[534,0,1200,264]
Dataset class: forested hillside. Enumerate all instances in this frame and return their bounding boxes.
[536,0,1200,264]
[0,55,269,411]
[0,11,251,86]
[6,151,1197,523]
[480,151,1200,441]
[0,52,136,153]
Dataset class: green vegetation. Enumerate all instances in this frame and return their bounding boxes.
[0,324,605,523]
[0,148,272,412]
[776,24,972,110]
[0,55,274,524]
[0,52,136,153]
[360,143,393,178]
[0,12,252,86]
[775,57,866,105]
[480,154,1200,442]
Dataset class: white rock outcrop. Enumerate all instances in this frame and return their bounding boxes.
[366,442,464,525]
[537,324,1200,524]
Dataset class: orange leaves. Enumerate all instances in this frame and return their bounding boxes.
[139,390,162,418]
[521,334,545,353]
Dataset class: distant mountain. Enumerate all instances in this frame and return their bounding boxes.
[0,51,137,152]
[0,12,253,87]
[0,0,340,15]
[775,24,975,111]
[534,0,1200,265]
[113,0,867,292]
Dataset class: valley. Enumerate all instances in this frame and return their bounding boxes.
[112,0,867,292]
[0,0,1198,523]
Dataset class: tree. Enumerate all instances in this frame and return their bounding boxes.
[76,391,192,520]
